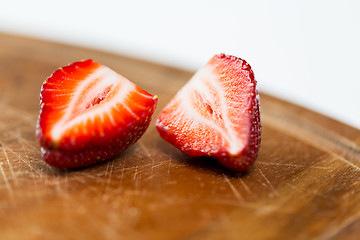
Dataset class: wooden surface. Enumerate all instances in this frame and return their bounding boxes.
[0,33,360,240]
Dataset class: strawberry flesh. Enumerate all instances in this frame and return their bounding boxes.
[156,54,261,172]
[36,59,158,168]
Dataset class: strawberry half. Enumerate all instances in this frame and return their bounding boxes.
[156,54,261,172]
[36,59,158,168]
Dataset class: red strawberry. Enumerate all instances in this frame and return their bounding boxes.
[156,54,261,172]
[36,59,158,168]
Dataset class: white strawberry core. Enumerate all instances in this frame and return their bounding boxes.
[177,64,247,155]
[50,66,136,142]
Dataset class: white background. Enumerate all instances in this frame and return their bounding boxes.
[0,0,359,129]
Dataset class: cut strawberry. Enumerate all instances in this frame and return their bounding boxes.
[156,54,261,172]
[36,59,158,168]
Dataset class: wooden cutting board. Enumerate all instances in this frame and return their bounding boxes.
[0,33,359,240]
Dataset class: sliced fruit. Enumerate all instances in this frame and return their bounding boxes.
[156,54,261,172]
[36,59,158,168]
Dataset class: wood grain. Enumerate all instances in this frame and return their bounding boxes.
[0,33,359,240]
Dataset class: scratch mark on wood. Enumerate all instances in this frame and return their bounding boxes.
[3,144,42,176]
[144,162,165,181]
[119,162,125,187]
[137,140,152,158]
[102,161,115,202]
[262,108,360,167]
[118,161,165,172]
[255,164,279,196]
[206,198,292,214]
[104,160,111,176]
[285,182,325,199]
[104,160,115,194]
[334,153,360,173]
[16,134,41,154]
[130,162,164,179]
[1,144,15,180]
[0,161,13,195]
[223,174,244,202]
[239,178,252,195]
[138,140,157,179]
[257,161,331,170]
[0,102,37,122]
[133,159,139,181]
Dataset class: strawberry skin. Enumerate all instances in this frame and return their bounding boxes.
[36,59,158,168]
[156,54,261,172]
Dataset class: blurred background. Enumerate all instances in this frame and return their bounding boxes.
[0,0,359,129]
